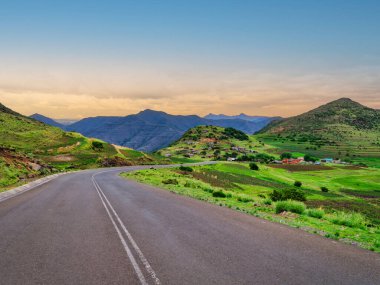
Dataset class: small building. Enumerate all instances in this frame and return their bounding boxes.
[227,157,237,161]
[282,158,303,165]
[321,158,333,163]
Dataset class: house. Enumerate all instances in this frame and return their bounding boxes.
[321,158,333,163]
[273,160,283,164]
[227,157,237,161]
[282,158,303,165]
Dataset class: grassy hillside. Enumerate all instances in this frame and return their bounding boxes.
[123,162,380,252]
[257,98,380,167]
[157,125,264,161]
[0,104,166,190]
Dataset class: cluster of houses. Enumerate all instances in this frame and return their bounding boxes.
[165,142,257,159]
[273,157,345,165]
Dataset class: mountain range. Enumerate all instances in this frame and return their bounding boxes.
[30,110,277,152]
[204,113,280,122]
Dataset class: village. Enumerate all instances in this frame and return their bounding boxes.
[164,139,346,165]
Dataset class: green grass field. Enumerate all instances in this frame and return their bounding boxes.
[257,124,380,168]
[122,162,380,252]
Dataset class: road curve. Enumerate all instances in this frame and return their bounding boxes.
[0,166,379,285]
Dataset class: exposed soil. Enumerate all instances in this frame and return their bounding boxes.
[268,164,334,172]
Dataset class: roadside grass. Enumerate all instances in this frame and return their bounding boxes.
[275,200,306,214]
[306,208,325,219]
[122,164,380,252]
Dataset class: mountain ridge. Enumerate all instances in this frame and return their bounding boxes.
[66,110,274,152]
[30,113,65,128]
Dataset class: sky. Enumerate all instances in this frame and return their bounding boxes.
[0,0,379,118]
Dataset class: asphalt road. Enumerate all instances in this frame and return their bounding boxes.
[0,166,379,285]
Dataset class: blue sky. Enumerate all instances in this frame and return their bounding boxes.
[0,0,379,118]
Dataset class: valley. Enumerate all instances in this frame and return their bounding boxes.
[2,98,380,253]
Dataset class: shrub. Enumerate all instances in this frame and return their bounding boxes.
[212,190,227,198]
[179,165,193,172]
[294,181,302,187]
[304,154,318,162]
[258,194,266,198]
[275,200,306,214]
[237,196,253,203]
[306,208,325,219]
[321,186,329,192]
[249,162,259,171]
[263,198,272,205]
[162,178,179,185]
[203,187,214,193]
[269,188,306,202]
[328,211,367,229]
[92,141,104,149]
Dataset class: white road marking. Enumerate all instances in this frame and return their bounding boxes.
[92,171,161,285]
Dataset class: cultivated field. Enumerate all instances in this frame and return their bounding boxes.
[123,162,380,252]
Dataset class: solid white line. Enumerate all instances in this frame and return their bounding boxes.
[92,176,148,285]
[92,171,161,285]
[95,178,161,285]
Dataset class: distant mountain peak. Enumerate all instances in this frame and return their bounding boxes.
[30,113,64,128]
[138,109,167,115]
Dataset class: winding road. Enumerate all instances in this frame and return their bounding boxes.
[0,166,379,285]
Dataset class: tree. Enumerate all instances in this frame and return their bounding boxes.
[280,152,292,159]
[249,162,259,171]
[294,181,302,187]
[304,154,317,162]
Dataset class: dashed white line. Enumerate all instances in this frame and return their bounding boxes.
[92,171,161,285]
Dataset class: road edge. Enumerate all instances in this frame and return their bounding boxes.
[0,172,68,203]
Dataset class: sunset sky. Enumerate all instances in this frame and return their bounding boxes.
[1,0,379,118]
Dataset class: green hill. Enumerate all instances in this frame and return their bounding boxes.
[157,125,264,161]
[0,103,163,189]
[257,98,380,167]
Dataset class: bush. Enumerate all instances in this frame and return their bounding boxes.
[179,165,193,172]
[212,190,227,198]
[304,154,318,162]
[328,211,367,228]
[162,178,179,185]
[263,198,272,205]
[249,162,259,171]
[321,186,329,192]
[237,196,253,203]
[269,188,306,202]
[275,200,306,214]
[203,188,214,193]
[294,181,302,187]
[92,141,104,149]
[306,208,325,219]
